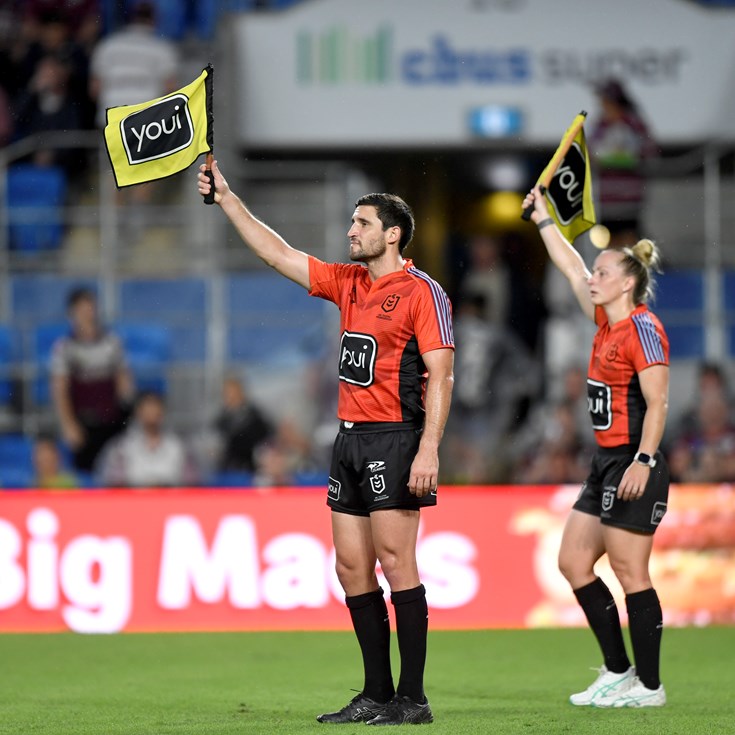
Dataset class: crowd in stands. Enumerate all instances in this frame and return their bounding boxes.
[2,3,733,489]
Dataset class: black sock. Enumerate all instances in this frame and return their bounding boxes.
[346,588,394,703]
[573,578,631,673]
[626,588,662,690]
[391,584,428,704]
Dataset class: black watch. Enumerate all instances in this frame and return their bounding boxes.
[634,452,657,468]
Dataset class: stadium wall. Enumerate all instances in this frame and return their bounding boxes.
[0,485,731,633]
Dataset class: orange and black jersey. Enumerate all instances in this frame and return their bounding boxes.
[308,256,454,424]
[587,304,669,448]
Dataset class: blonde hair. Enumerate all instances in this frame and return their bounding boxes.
[619,238,662,305]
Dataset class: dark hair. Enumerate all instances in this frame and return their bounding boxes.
[355,193,415,253]
[66,286,96,309]
[618,238,662,305]
[131,1,156,23]
[135,390,165,407]
[595,78,636,113]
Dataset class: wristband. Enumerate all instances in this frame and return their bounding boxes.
[537,217,554,230]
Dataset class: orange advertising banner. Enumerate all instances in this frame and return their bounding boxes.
[0,485,732,633]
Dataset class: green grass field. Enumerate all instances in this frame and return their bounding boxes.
[1,627,732,734]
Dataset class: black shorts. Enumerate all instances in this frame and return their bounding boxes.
[573,446,669,534]
[327,421,437,517]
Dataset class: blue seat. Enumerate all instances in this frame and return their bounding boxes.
[150,0,221,39]
[212,470,254,488]
[0,325,19,404]
[665,324,705,359]
[227,273,321,317]
[226,273,327,363]
[119,277,207,315]
[0,466,34,490]
[6,164,67,252]
[0,434,34,489]
[119,279,207,362]
[655,271,704,312]
[724,272,735,313]
[114,322,172,394]
[294,469,328,486]
[0,433,33,467]
[32,323,68,405]
[11,276,99,328]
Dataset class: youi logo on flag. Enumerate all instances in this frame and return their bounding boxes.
[121,94,194,165]
[104,65,213,188]
[521,111,596,243]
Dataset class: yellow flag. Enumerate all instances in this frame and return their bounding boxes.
[103,66,212,188]
[536,112,596,242]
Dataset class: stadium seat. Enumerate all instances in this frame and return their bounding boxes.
[0,325,19,405]
[114,322,172,394]
[0,466,34,490]
[119,279,207,362]
[227,273,321,317]
[654,271,706,359]
[32,323,69,405]
[724,271,735,313]
[0,434,34,489]
[11,276,99,328]
[6,164,67,252]
[226,273,327,364]
[212,470,254,488]
[151,0,221,40]
[655,271,704,311]
[665,324,705,359]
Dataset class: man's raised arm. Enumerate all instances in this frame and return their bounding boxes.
[198,160,311,289]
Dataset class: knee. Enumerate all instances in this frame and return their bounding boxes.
[558,548,593,587]
[608,558,650,593]
[334,555,374,592]
[557,548,579,583]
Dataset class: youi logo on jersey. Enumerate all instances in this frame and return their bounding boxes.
[339,331,376,387]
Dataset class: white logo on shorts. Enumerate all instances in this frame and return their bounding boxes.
[328,477,341,501]
[602,487,616,512]
[651,501,667,525]
[367,461,385,472]
[370,474,386,494]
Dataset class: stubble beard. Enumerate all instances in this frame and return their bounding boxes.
[349,235,387,263]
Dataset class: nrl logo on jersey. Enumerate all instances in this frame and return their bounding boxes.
[381,294,401,312]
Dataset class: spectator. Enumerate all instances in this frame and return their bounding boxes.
[89,1,178,129]
[97,391,198,487]
[0,83,12,146]
[457,234,511,327]
[253,417,318,487]
[443,292,539,483]
[667,392,735,483]
[12,53,83,175]
[589,78,658,249]
[669,361,733,443]
[88,0,180,228]
[14,8,93,128]
[513,400,590,485]
[32,434,78,489]
[214,373,274,473]
[22,0,101,54]
[50,287,134,472]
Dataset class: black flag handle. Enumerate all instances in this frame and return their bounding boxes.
[203,152,215,205]
[521,185,546,221]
